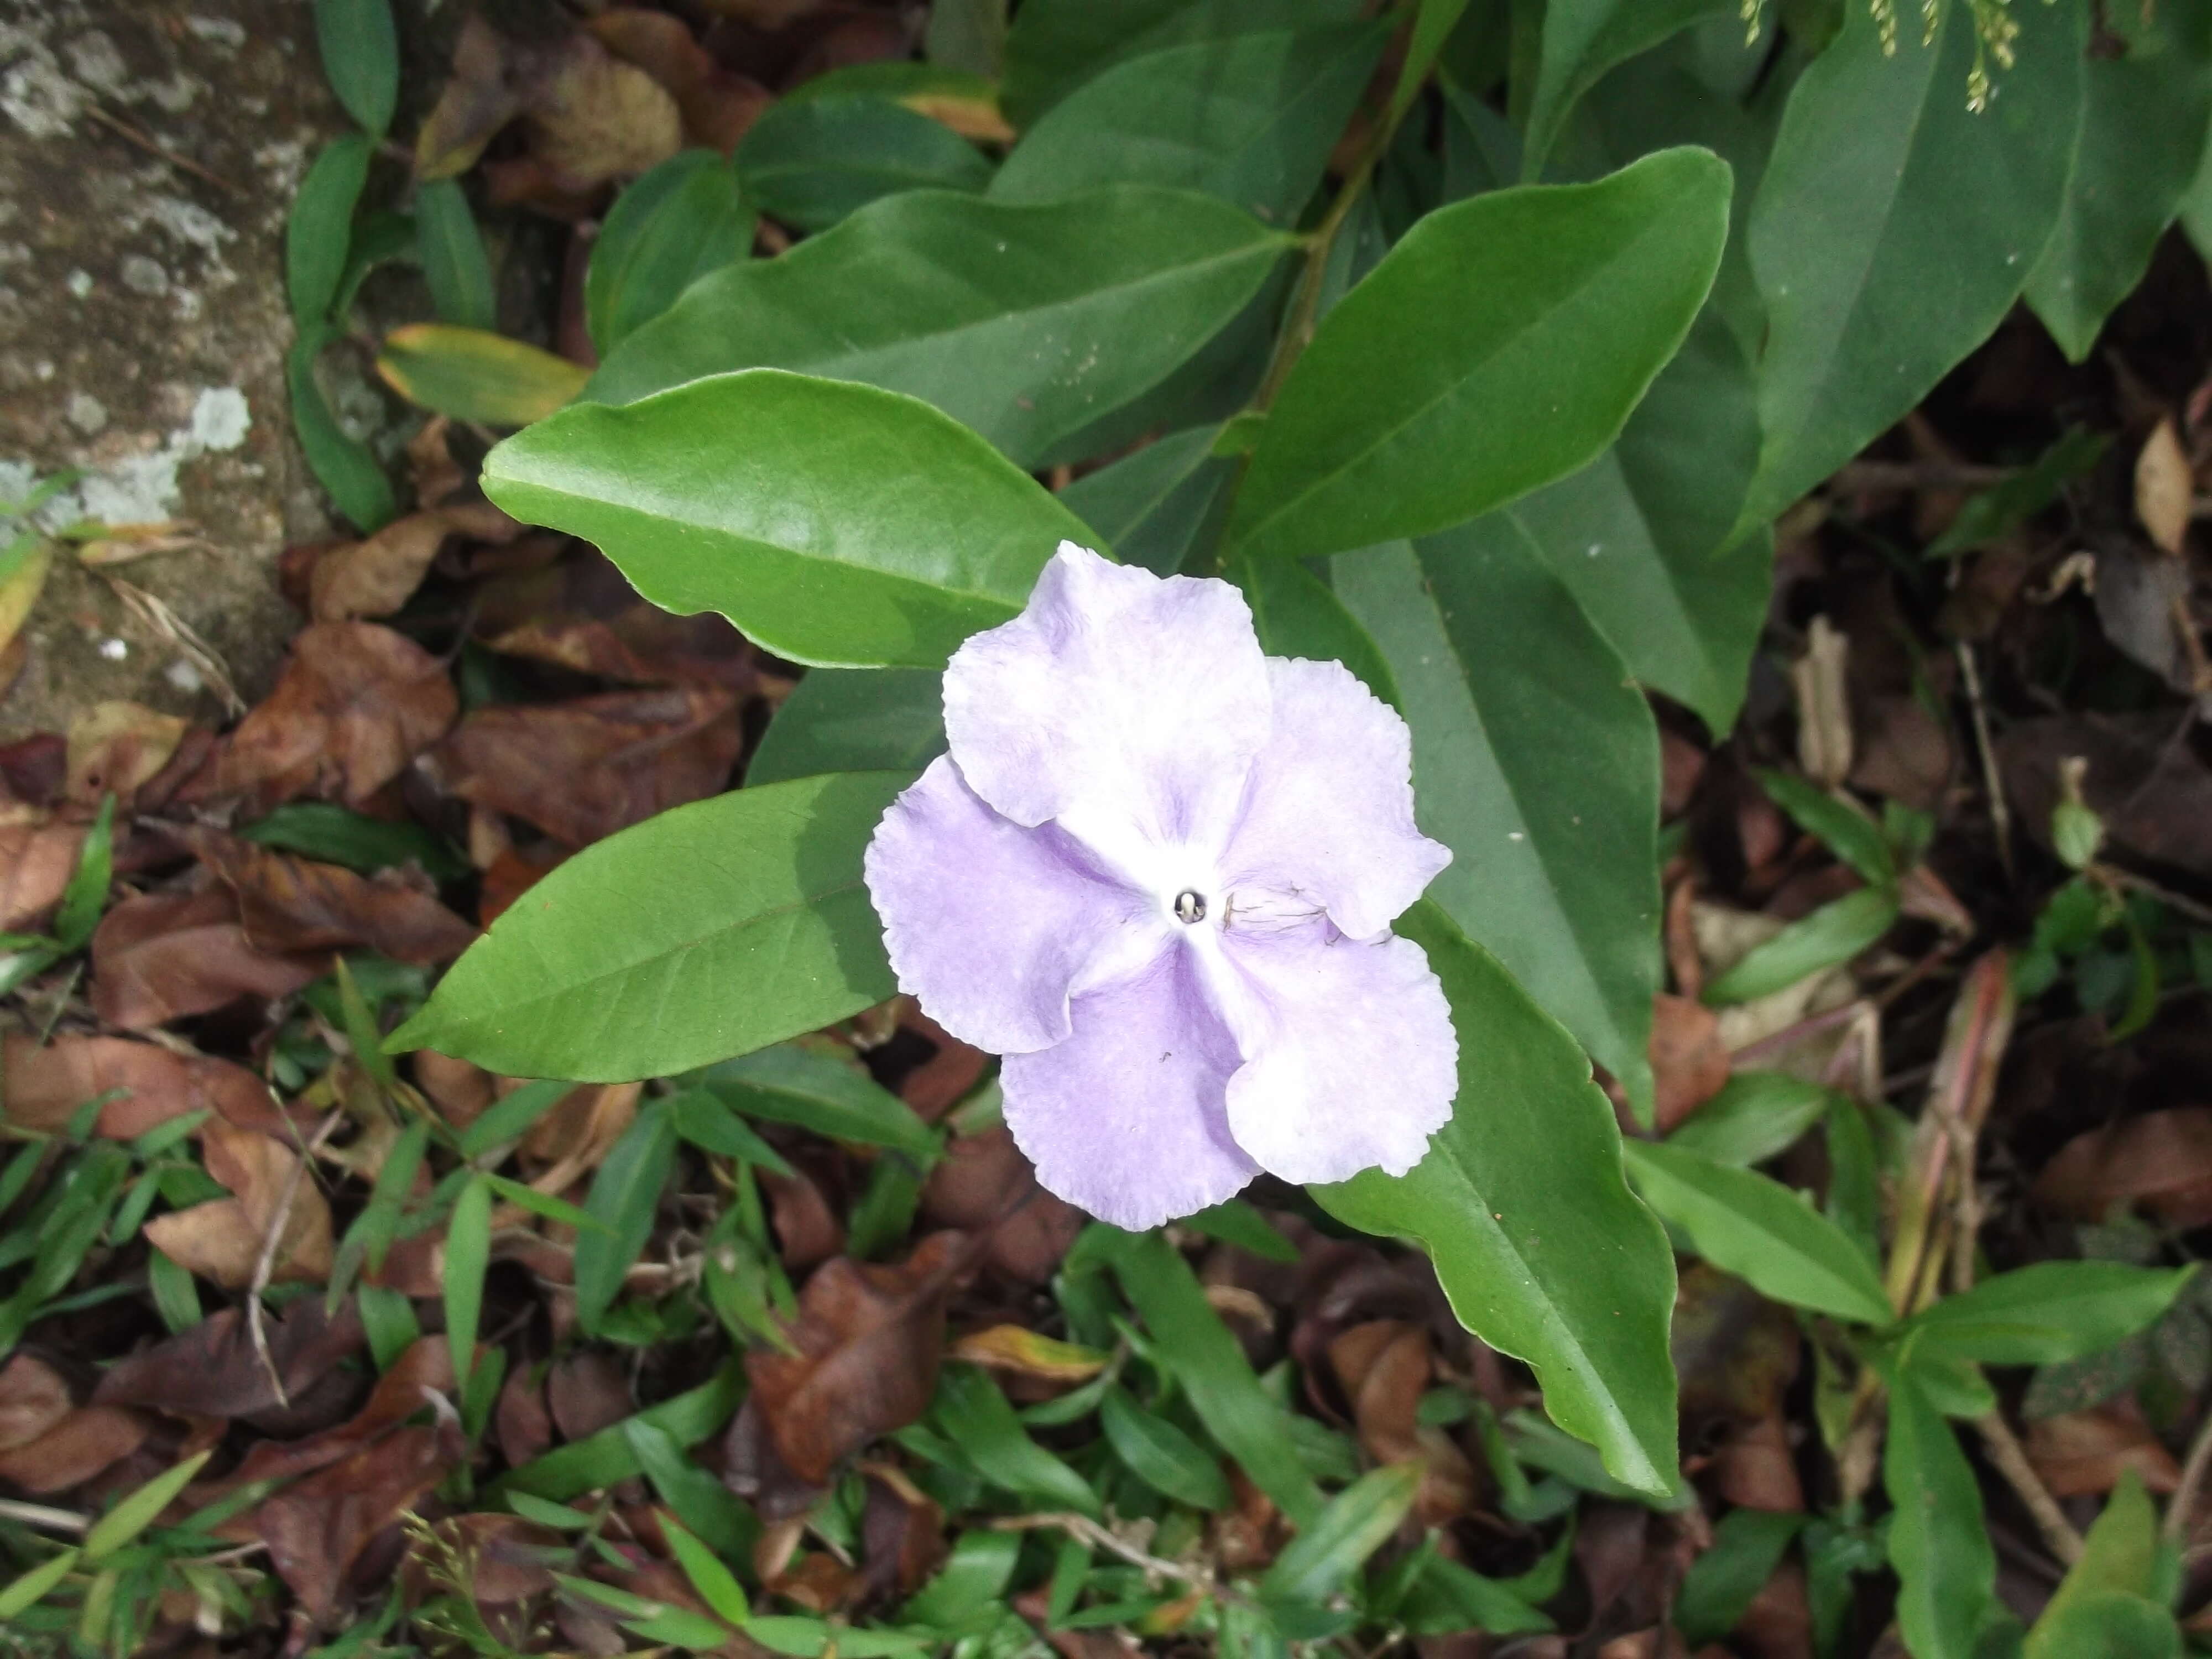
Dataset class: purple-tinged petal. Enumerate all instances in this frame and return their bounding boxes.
[943,543,1271,861]
[1211,925,1456,1185]
[1002,945,1259,1230]
[1223,658,1450,942]
[865,755,1158,1054]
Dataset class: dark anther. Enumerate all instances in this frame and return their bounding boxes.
[1174,890,1207,924]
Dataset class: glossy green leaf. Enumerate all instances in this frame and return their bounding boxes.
[1100,1229,1323,1524]
[1702,887,1898,1006]
[1623,1139,1894,1325]
[288,136,373,326]
[82,1449,212,1559]
[1523,0,1735,174]
[1099,1385,1233,1510]
[314,0,398,135]
[1391,0,1475,119]
[747,669,947,786]
[1234,552,1401,713]
[415,180,497,332]
[739,98,992,232]
[690,1042,939,1162]
[993,25,1385,227]
[1885,1364,1997,1659]
[1316,903,1679,1498]
[1333,528,1660,1115]
[1673,1507,1802,1646]
[576,1100,679,1334]
[1508,309,1769,734]
[588,187,1292,469]
[1059,425,1233,576]
[290,328,398,534]
[483,372,1089,670]
[389,772,911,1081]
[239,801,468,881]
[0,1549,80,1620]
[1666,1071,1832,1168]
[444,1174,491,1402]
[1741,0,2085,523]
[587,152,755,356]
[1902,1262,2197,1366]
[1261,1463,1422,1603]
[2026,0,2212,362]
[1000,0,1361,127]
[933,1364,1100,1515]
[377,325,588,426]
[1228,147,1731,565]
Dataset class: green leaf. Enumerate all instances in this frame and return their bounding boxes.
[53,793,115,954]
[1234,552,1401,713]
[1666,1071,1832,1168]
[388,772,910,1082]
[456,1077,574,1160]
[1925,427,2109,560]
[484,372,1088,670]
[377,325,588,426]
[2028,1469,2163,1659]
[1673,1507,1802,1646]
[288,136,374,326]
[1183,1198,1297,1263]
[1755,770,1894,887]
[289,328,398,534]
[747,669,947,787]
[992,24,1386,228]
[901,1531,1022,1629]
[1228,146,1731,565]
[1522,0,1736,174]
[1099,1385,1233,1511]
[1396,1554,1553,1636]
[739,98,992,232]
[1058,425,1235,576]
[444,1174,492,1401]
[933,1364,1100,1515]
[1315,903,1679,1498]
[576,1100,679,1334]
[1903,1262,2197,1367]
[1100,1229,1324,1524]
[2027,1593,2182,1659]
[588,151,755,356]
[1260,1463,1422,1603]
[499,1363,742,1500]
[1333,528,1660,1115]
[1391,0,1475,120]
[1885,1364,1997,1659]
[1741,0,2085,523]
[2026,1,2212,363]
[1623,1139,1893,1325]
[745,1618,929,1659]
[239,801,469,881]
[625,1420,758,1560]
[658,1512,751,1625]
[415,180,497,332]
[587,186,1292,469]
[1702,886,1898,1006]
[999,0,1361,127]
[1507,307,1770,734]
[691,1043,938,1162]
[0,1549,79,1620]
[82,1449,211,1559]
[666,1091,795,1176]
[314,0,399,135]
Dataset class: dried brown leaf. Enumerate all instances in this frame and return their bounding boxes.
[0,1354,72,1452]
[0,1405,149,1494]
[746,1232,966,1486]
[179,623,458,816]
[3,1031,287,1138]
[0,815,86,932]
[97,1300,364,1420]
[90,886,325,1030]
[2135,416,2193,556]
[180,827,476,966]
[547,1351,632,1443]
[310,501,517,622]
[144,1118,333,1288]
[256,1420,465,1619]
[918,1126,1081,1284]
[422,687,742,847]
[1328,1321,1476,1525]
[2035,1107,2212,1227]
[65,700,187,807]
[589,8,772,153]
[1999,713,2212,878]
[2026,1403,2180,1498]
[1650,993,1731,1133]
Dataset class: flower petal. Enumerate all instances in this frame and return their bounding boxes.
[865,755,1155,1054]
[1001,945,1259,1229]
[943,542,1271,863]
[1223,658,1451,942]
[1212,926,1457,1185]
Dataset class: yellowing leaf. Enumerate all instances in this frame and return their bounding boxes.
[377,325,589,427]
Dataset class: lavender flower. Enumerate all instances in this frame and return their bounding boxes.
[863,542,1458,1229]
